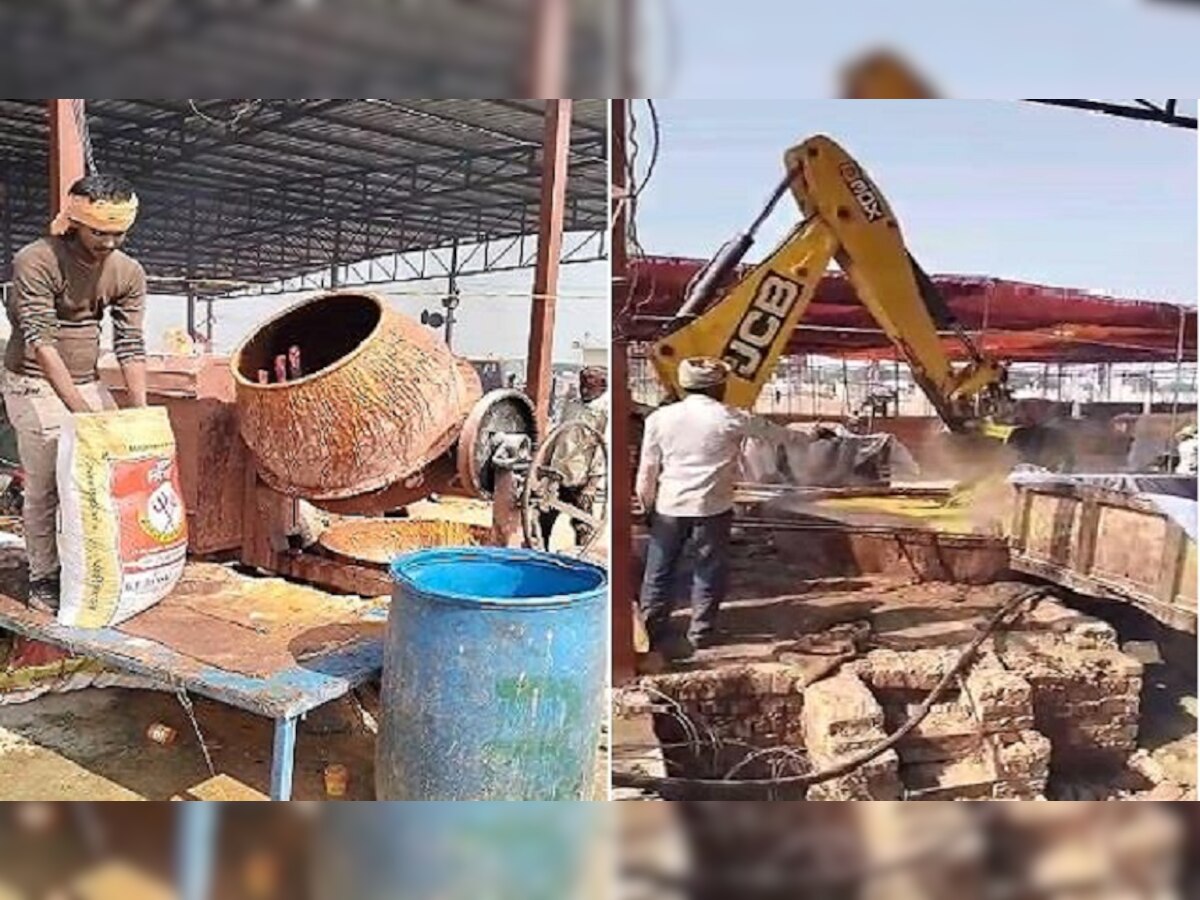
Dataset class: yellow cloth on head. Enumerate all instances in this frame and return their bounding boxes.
[50,193,139,236]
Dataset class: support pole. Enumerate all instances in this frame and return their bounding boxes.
[186,282,197,341]
[444,239,460,349]
[1169,305,1186,435]
[204,297,215,347]
[526,99,572,433]
[2,165,10,270]
[610,99,636,684]
[48,100,86,221]
[330,219,343,289]
[528,0,568,98]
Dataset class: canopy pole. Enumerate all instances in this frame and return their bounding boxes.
[1169,305,1186,436]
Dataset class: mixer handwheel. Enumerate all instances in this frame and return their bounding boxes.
[521,421,608,557]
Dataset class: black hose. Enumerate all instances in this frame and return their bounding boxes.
[613,587,1044,799]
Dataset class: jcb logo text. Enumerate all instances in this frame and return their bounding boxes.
[723,273,801,380]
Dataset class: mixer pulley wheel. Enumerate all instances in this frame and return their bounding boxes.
[521,420,608,557]
[456,389,538,499]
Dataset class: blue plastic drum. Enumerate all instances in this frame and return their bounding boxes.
[378,547,607,800]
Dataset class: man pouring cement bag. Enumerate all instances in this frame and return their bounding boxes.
[4,175,153,615]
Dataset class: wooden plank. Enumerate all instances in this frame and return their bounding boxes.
[1074,495,1101,577]
[1155,522,1188,606]
[1011,480,1196,633]
[1012,554,1196,634]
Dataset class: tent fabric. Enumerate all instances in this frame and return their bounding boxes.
[619,255,1196,364]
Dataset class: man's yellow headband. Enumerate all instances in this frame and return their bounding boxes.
[50,193,139,236]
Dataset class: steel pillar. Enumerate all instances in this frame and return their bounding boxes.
[528,0,568,98]
[48,99,86,220]
[186,282,197,340]
[610,100,636,684]
[330,219,342,289]
[525,99,572,433]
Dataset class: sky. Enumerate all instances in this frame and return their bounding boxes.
[137,257,609,364]
[648,1,1200,97]
[631,100,1197,305]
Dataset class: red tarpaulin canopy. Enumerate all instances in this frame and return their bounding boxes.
[619,255,1197,364]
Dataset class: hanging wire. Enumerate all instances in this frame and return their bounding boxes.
[614,99,662,340]
[186,99,265,132]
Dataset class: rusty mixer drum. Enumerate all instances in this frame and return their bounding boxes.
[232,292,481,501]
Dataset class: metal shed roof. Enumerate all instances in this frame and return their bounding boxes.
[0,99,608,290]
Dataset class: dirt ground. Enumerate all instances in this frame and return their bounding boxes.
[626,532,1196,801]
[0,686,610,801]
[0,687,379,800]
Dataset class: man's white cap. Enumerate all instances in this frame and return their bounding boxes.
[678,357,730,390]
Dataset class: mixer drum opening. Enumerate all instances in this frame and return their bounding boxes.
[234,292,381,382]
[232,292,481,501]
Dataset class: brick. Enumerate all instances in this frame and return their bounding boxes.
[802,671,886,756]
[808,750,902,801]
[856,648,965,691]
[890,702,986,764]
[962,667,1036,733]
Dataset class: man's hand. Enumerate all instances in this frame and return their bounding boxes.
[33,345,93,413]
[121,358,148,408]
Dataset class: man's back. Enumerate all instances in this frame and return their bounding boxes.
[640,394,749,517]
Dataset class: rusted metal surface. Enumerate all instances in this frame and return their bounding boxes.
[525,99,572,434]
[118,563,386,679]
[0,564,384,720]
[48,100,85,219]
[528,0,568,97]
[1010,481,1197,633]
[233,292,481,501]
[318,518,491,567]
[610,99,636,684]
[100,355,247,555]
[763,524,1011,585]
[316,452,462,517]
[268,552,393,598]
[456,389,538,498]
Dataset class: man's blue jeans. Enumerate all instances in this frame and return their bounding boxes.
[638,510,734,645]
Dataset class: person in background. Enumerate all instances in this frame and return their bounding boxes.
[636,356,803,659]
[4,174,148,613]
[535,367,609,551]
[1175,423,1197,475]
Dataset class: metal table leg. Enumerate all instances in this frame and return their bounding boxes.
[177,804,218,900]
[270,716,298,801]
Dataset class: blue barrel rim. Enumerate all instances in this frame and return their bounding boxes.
[389,546,608,610]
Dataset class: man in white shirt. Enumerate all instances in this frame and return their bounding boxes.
[635,356,799,658]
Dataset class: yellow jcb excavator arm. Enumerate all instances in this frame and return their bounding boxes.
[652,135,1012,437]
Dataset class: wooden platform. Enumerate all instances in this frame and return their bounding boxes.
[0,562,387,800]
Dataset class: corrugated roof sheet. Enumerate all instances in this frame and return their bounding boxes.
[0,99,607,288]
